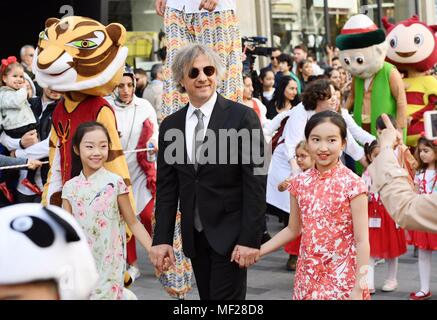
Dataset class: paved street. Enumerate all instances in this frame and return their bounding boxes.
[132,215,437,300]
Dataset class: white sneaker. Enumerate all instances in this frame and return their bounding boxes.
[127,265,141,281]
[382,279,398,292]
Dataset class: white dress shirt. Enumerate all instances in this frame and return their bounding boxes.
[166,0,236,13]
[185,92,217,162]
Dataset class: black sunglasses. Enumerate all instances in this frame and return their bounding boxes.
[271,56,278,60]
[188,66,216,79]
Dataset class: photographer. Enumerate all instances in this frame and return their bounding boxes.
[369,114,437,232]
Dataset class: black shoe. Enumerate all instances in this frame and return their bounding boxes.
[261,232,271,244]
[286,255,298,271]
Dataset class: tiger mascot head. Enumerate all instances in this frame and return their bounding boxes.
[33,16,127,97]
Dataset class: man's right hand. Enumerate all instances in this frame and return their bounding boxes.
[155,0,167,16]
[149,244,175,273]
[20,130,38,148]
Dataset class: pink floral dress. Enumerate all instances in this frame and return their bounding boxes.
[289,161,368,300]
[62,167,133,300]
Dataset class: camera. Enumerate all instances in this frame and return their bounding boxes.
[242,36,275,73]
[424,110,437,140]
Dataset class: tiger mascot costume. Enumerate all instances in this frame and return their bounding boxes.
[33,16,138,289]
[34,16,133,207]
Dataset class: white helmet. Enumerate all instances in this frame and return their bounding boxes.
[0,204,98,299]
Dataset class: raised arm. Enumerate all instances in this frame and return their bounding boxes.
[260,194,302,257]
[342,108,376,145]
[118,193,152,252]
[42,126,62,206]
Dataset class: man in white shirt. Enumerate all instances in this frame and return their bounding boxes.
[155,0,243,119]
[150,44,266,300]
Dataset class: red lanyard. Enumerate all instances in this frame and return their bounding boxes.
[421,170,437,194]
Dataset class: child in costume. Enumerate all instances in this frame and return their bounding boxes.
[336,14,407,137]
[277,140,314,272]
[362,140,406,295]
[260,111,370,300]
[61,122,152,300]
[383,15,437,147]
[408,137,437,300]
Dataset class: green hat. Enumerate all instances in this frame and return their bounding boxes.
[336,14,386,50]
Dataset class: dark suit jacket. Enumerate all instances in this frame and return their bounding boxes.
[153,94,267,258]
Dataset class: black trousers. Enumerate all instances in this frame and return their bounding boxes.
[191,230,247,300]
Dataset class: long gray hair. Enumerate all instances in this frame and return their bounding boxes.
[171,44,225,93]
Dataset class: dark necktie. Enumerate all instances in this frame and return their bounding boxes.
[192,109,204,170]
[192,109,204,231]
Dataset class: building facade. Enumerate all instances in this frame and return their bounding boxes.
[1,0,436,68]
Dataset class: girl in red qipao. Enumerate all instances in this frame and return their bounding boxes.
[409,138,437,300]
[362,140,406,295]
[261,111,370,300]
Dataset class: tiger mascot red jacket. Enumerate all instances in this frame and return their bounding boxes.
[33,16,135,213]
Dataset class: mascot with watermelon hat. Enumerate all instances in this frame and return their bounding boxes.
[383,15,437,147]
[336,14,407,138]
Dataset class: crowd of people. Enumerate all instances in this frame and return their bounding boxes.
[1,0,437,302]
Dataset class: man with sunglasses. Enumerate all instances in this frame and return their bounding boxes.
[150,44,266,300]
[269,48,282,75]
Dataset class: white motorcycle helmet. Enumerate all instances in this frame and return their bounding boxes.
[0,204,98,299]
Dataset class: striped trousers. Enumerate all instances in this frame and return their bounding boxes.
[161,7,243,118]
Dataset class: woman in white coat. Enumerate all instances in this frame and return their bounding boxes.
[109,72,159,281]
[266,79,375,224]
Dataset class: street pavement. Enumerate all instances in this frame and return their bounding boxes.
[131,215,437,300]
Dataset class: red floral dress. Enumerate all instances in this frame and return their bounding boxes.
[289,161,368,300]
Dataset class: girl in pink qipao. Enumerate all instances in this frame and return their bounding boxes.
[61,122,152,300]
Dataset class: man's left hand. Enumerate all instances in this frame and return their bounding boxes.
[199,0,218,12]
[231,245,260,268]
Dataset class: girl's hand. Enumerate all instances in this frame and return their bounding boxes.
[27,159,43,170]
[20,130,38,148]
[259,245,266,258]
[199,0,218,11]
[278,179,290,192]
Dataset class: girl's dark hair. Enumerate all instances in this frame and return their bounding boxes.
[242,73,252,82]
[259,67,274,82]
[304,110,347,142]
[71,122,112,178]
[325,67,340,79]
[376,114,397,130]
[0,62,23,85]
[270,75,299,111]
[415,137,437,172]
[296,59,311,81]
[277,53,293,68]
[364,140,379,164]
[301,79,333,111]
